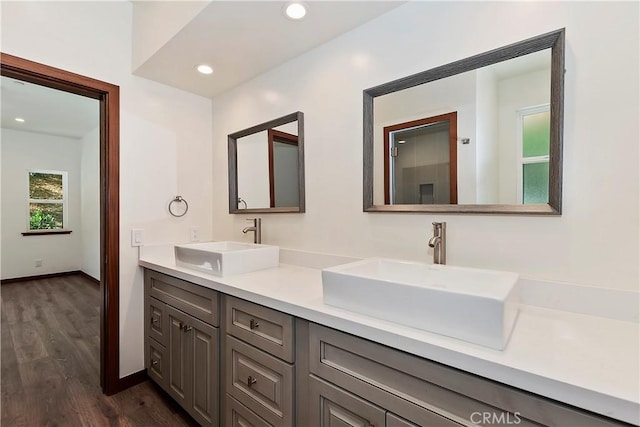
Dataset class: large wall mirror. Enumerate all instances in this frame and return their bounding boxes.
[229,111,305,213]
[364,29,565,214]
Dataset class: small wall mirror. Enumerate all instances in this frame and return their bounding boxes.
[364,29,565,214]
[229,111,305,213]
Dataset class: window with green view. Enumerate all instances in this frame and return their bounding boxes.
[28,171,67,230]
[519,107,550,204]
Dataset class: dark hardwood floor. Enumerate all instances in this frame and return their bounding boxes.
[1,274,198,426]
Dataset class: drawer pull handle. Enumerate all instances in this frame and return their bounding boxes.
[151,359,158,366]
[247,376,257,387]
[249,319,260,330]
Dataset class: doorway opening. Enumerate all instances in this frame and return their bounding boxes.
[1,53,122,394]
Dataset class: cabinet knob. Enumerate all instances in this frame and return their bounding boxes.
[249,319,260,330]
[151,359,158,366]
[247,376,257,387]
[184,325,193,332]
[151,316,158,324]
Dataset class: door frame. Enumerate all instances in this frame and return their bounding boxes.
[1,52,123,394]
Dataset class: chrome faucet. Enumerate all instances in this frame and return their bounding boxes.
[428,221,446,265]
[242,218,261,244]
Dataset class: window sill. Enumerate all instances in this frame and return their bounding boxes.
[22,230,72,236]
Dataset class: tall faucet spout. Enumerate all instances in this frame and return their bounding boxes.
[243,218,262,244]
[429,222,446,264]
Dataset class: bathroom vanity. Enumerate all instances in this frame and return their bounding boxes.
[140,244,638,427]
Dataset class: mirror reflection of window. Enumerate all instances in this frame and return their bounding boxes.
[517,105,550,204]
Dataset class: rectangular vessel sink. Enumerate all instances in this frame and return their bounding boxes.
[175,241,279,277]
[322,258,519,350]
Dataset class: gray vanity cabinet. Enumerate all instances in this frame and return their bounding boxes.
[144,270,219,427]
[223,295,296,427]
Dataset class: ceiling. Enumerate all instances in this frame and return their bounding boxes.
[1,76,100,139]
[133,1,404,98]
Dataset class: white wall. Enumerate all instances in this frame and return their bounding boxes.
[81,126,100,280]
[212,1,639,292]
[1,128,82,278]
[0,1,213,377]
[475,67,499,204]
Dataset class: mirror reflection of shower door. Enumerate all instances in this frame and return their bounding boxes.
[384,112,458,205]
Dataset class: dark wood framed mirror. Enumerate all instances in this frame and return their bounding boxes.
[364,29,565,215]
[228,111,305,213]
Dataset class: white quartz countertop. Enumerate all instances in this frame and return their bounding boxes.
[139,245,639,425]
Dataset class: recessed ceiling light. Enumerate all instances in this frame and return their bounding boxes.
[196,64,214,75]
[285,2,307,20]
[397,140,406,144]
[15,117,25,123]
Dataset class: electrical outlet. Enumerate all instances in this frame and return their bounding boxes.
[190,226,200,242]
[35,259,42,268]
[131,228,144,247]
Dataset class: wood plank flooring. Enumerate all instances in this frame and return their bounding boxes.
[1,274,199,426]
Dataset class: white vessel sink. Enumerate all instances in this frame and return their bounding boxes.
[322,258,519,350]
[175,241,279,277]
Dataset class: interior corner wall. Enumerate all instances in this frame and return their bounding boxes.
[211,1,639,292]
[81,126,100,280]
[0,1,214,377]
[0,128,83,279]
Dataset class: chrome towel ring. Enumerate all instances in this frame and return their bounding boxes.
[169,196,189,217]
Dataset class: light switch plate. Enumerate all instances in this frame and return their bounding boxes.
[131,228,144,247]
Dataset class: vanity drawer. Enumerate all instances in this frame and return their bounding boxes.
[146,297,168,346]
[387,411,460,427]
[146,339,167,389]
[309,323,623,427]
[308,374,386,427]
[226,335,293,427]
[145,269,219,326]
[225,394,274,427]
[225,295,294,362]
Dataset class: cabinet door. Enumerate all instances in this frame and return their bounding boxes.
[166,305,191,407]
[188,316,218,427]
[308,375,385,427]
[147,339,167,388]
[226,335,293,426]
[148,297,167,346]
